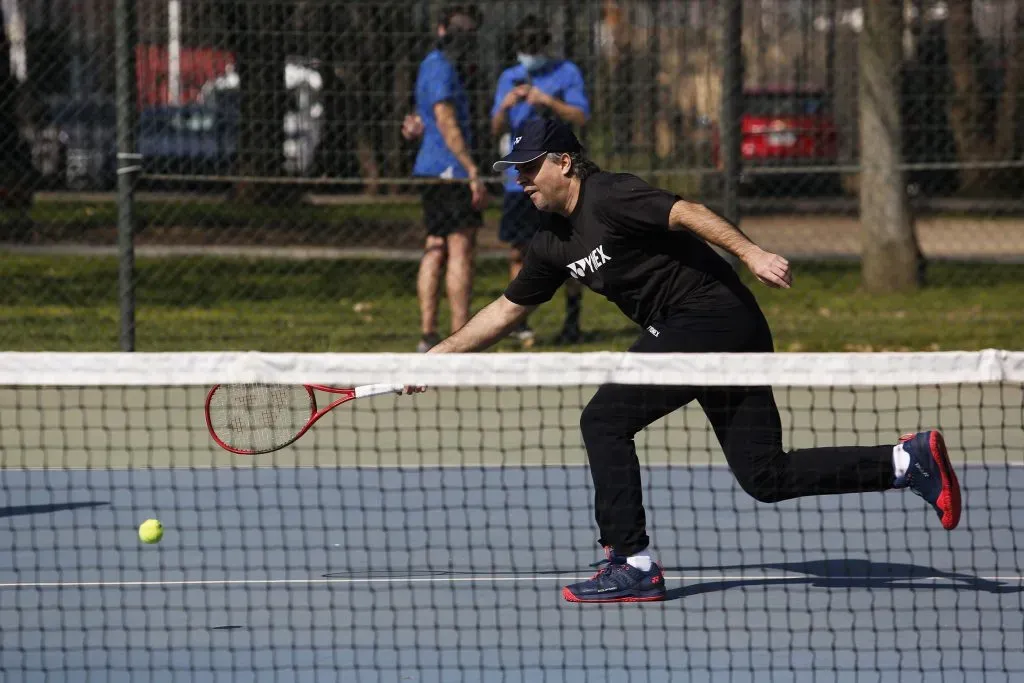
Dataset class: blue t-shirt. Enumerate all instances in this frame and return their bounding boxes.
[491,60,590,193]
[413,49,474,179]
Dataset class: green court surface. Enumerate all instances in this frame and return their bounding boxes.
[2,384,1020,469]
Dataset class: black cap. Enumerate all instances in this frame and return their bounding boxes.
[493,118,582,171]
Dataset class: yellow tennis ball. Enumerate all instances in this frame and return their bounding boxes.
[139,519,164,544]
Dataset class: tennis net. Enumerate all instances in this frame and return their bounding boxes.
[1,350,1022,682]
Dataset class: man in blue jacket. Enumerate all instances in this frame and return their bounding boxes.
[490,15,590,346]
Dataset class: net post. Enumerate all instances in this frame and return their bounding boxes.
[114,0,139,351]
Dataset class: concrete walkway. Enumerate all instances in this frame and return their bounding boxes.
[4,213,1024,262]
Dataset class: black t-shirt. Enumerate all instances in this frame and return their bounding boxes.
[503,172,755,328]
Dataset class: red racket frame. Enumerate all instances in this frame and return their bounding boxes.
[205,383,402,455]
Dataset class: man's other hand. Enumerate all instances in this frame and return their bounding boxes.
[401,113,425,141]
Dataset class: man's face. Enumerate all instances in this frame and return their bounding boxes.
[516,154,570,213]
[517,29,548,58]
[438,14,479,64]
[438,13,478,39]
[447,13,477,33]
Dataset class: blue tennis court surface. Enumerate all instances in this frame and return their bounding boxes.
[2,465,1022,682]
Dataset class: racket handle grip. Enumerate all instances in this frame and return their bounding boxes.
[354,383,405,398]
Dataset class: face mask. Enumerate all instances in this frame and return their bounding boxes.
[517,53,550,72]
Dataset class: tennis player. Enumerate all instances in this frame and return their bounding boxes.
[412,118,962,604]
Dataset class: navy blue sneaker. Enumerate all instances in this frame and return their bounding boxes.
[562,552,666,603]
[895,430,962,530]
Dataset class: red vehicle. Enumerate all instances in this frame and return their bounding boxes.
[707,87,841,196]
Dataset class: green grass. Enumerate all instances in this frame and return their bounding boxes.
[0,198,504,250]
[1,255,1022,352]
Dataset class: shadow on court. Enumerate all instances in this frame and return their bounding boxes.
[662,558,1024,600]
[0,501,108,518]
[321,557,1023,598]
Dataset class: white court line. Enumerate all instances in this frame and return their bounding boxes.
[0,574,1022,589]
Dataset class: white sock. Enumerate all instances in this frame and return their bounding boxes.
[893,443,910,484]
[626,548,653,572]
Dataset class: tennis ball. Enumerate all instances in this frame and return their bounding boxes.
[139,519,164,544]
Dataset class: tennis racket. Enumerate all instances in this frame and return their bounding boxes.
[205,382,404,455]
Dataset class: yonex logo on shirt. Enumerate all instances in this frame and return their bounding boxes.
[514,136,522,145]
[566,245,611,279]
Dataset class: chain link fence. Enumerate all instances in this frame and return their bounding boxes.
[1,0,1022,351]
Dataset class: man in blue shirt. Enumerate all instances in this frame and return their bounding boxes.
[490,15,590,347]
[409,5,487,353]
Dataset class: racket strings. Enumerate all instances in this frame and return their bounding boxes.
[209,383,313,453]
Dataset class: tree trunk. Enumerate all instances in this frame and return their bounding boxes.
[993,2,1023,156]
[945,0,989,189]
[859,0,919,292]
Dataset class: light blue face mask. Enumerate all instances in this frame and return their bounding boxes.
[517,53,550,72]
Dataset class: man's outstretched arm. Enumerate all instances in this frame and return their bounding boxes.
[429,296,532,354]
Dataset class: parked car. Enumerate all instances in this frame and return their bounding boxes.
[138,101,238,176]
[139,60,323,179]
[31,95,117,191]
[705,87,842,197]
[28,60,325,190]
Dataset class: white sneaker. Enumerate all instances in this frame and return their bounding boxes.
[514,325,536,349]
[416,333,441,353]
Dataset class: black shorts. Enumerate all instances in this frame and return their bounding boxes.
[499,192,545,248]
[420,183,483,237]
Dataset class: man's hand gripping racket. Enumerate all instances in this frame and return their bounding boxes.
[205,383,405,455]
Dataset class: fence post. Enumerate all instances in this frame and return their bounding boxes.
[720,0,743,268]
[115,0,139,351]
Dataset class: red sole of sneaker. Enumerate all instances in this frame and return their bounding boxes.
[930,431,962,530]
[561,587,666,603]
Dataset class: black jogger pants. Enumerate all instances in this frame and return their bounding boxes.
[579,305,895,557]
